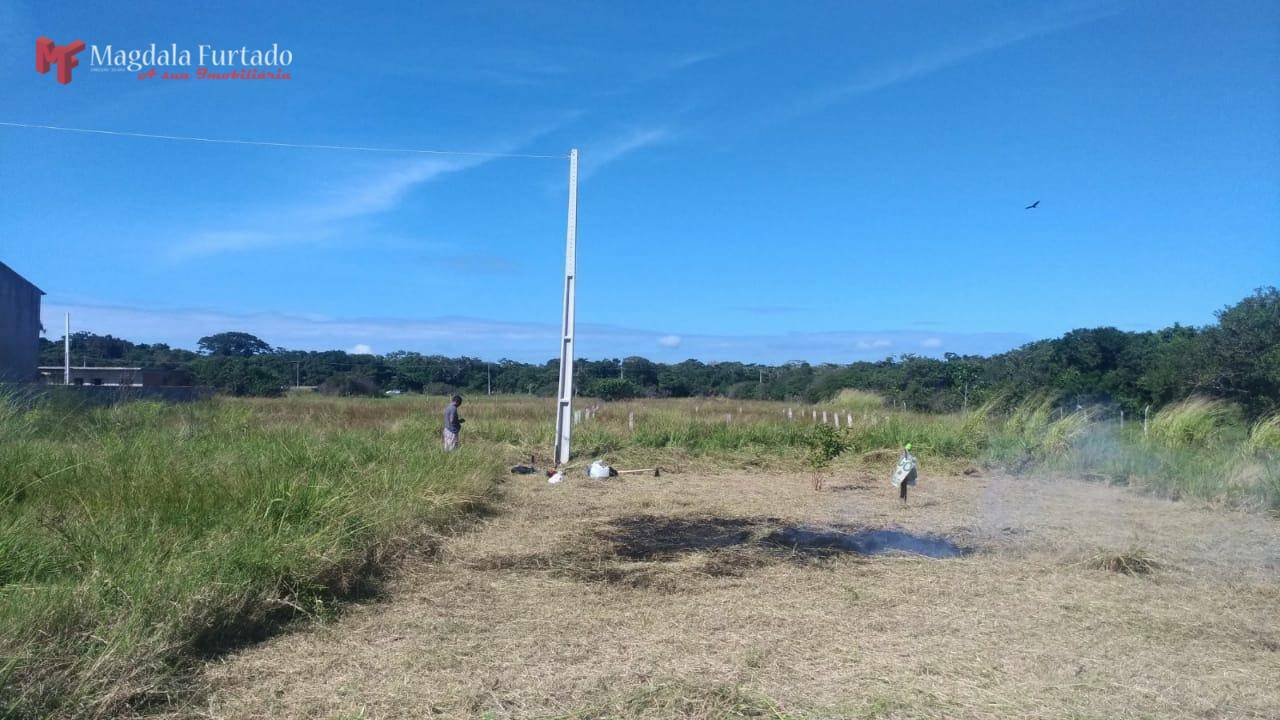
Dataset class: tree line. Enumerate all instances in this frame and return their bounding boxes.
[38,287,1279,417]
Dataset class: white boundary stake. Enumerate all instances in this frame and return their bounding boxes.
[553,149,579,465]
[63,311,71,384]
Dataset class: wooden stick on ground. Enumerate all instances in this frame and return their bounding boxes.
[615,467,662,477]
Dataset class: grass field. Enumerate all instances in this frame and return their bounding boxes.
[1,392,1277,718]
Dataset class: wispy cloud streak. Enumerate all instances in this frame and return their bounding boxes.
[580,127,670,179]
[168,115,574,260]
[168,155,486,260]
[761,3,1120,128]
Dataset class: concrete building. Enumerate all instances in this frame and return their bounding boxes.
[0,262,45,383]
[38,366,141,387]
[37,366,192,387]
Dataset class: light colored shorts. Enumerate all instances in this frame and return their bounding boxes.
[442,428,459,451]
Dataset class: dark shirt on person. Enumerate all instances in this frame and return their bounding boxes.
[444,403,462,433]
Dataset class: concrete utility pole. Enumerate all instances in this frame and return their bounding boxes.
[553,149,579,465]
[63,313,70,385]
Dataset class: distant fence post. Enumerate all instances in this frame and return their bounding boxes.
[628,411,635,432]
[846,412,853,426]
[1143,405,1150,439]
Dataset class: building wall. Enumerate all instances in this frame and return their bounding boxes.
[37,367,194,387]
[0,270,42,383]
[38,367,142,387]
[1,384,213,407]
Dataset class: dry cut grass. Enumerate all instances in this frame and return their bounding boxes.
[191,462,1280,720]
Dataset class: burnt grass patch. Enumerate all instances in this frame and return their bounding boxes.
[600,515,783,560]
[470,514,971,587]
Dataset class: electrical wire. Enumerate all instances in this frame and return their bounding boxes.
[0,121,568,159]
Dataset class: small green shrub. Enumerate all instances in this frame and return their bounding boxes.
[804,423,849,471]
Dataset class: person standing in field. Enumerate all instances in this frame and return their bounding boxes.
[443,394,465,451]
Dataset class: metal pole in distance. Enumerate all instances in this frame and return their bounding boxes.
[553,148,579,465]
[63,313,70,385]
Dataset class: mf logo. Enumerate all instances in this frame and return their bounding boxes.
[35,37,86,85]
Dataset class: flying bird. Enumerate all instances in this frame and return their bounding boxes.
[1025,200,1040,210]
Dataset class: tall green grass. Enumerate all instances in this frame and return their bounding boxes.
[1148,397,1241,449]
[984,395,1092,468]
[829,389,885,412]
[1056,426,1279,511]
[1041,397,1279,511]
[0,397,500,719]
[1245,413,1280,457]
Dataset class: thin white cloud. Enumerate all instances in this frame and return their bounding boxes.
[309,156,487,225]
[350,343,373,355]
[762,3,1120,128]
[168,156,483,261]
[732,305,806,316]
[170,230,300,258]
[666,50,722,72]
[41,299,1031,364]
[581,127,670,179]
[168,116,574,261]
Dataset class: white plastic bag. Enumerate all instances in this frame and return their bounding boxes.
[547,471,564,485]
[588,460,613,479]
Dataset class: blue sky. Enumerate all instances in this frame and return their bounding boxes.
[1,0,1276,363]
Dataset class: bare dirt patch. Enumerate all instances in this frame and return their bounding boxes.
[181,468,1280,719]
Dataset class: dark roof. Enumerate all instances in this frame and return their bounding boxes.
[0,261,45,295]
